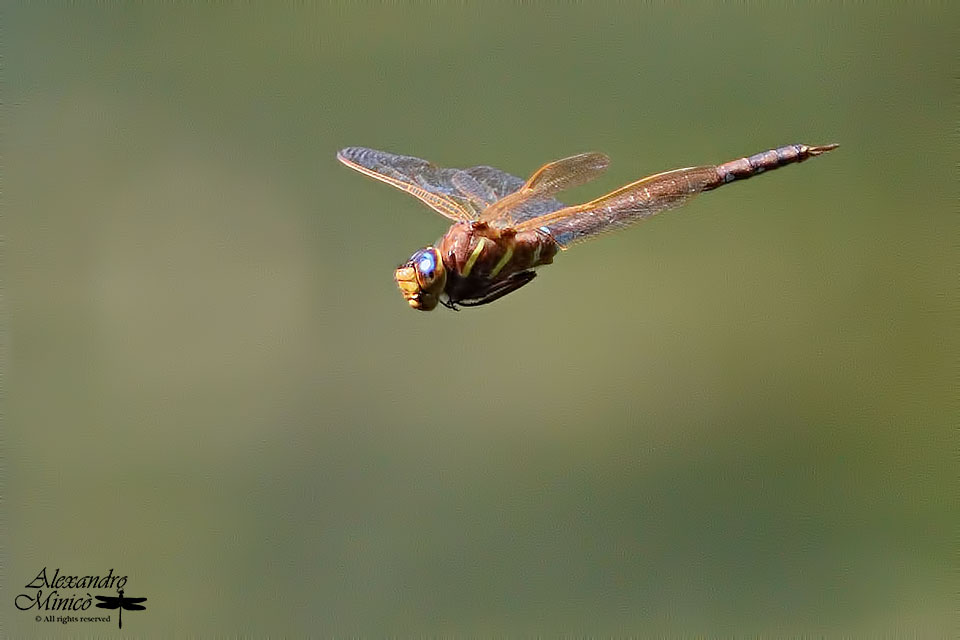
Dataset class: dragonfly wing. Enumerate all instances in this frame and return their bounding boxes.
[338,147,478,221]
[480,152,610,226]
[514,166,720,247]
[450,170,498,208]
[458,165,525,200]
[517,152,610,195]
[121,603,147,611]
[462,165,568,224]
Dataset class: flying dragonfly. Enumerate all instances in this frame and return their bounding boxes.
[337,143,838,311]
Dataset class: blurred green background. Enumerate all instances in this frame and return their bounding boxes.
[6,3,954,636]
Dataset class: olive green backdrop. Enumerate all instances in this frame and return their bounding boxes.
[6,3,953,636]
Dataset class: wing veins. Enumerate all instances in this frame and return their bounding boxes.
[337,149,474,222]
[480,152,610,225]
[514,166,720,245]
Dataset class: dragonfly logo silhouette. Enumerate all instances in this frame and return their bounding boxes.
[94,589,147,629]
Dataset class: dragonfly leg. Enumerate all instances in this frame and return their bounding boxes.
[456,271,537,307]
[439,297,461,311]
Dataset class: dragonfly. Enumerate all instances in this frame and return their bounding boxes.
[94,589,147,629]
[338,142,838,311]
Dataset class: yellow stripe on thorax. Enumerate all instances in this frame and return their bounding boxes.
[488,244,514,278]
[461,238,488,277]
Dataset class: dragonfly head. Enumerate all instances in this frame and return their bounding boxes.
[395,246,446,311]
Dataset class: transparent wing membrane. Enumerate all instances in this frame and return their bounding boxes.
[450,170,498,207]
[337,147,477,221]
[457,165,526,201]
[338,147,551,222]
[480,152,610,225]
[515,166,720,247]
[517,152,610,196]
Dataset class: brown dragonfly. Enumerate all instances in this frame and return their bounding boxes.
[338,143,838,311]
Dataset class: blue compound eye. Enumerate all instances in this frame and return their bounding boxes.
[410,247,444,293]
[416,249,436,277]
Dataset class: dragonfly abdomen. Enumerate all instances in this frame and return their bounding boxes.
[713,143,839,187]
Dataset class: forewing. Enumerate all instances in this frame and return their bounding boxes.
[450,170,498,208]
[462,165,569,224]
[515,166,720,247]
[518,152,610,195]
[337,147,477,221]
[456,165,525,202]
[480,152,610,226]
